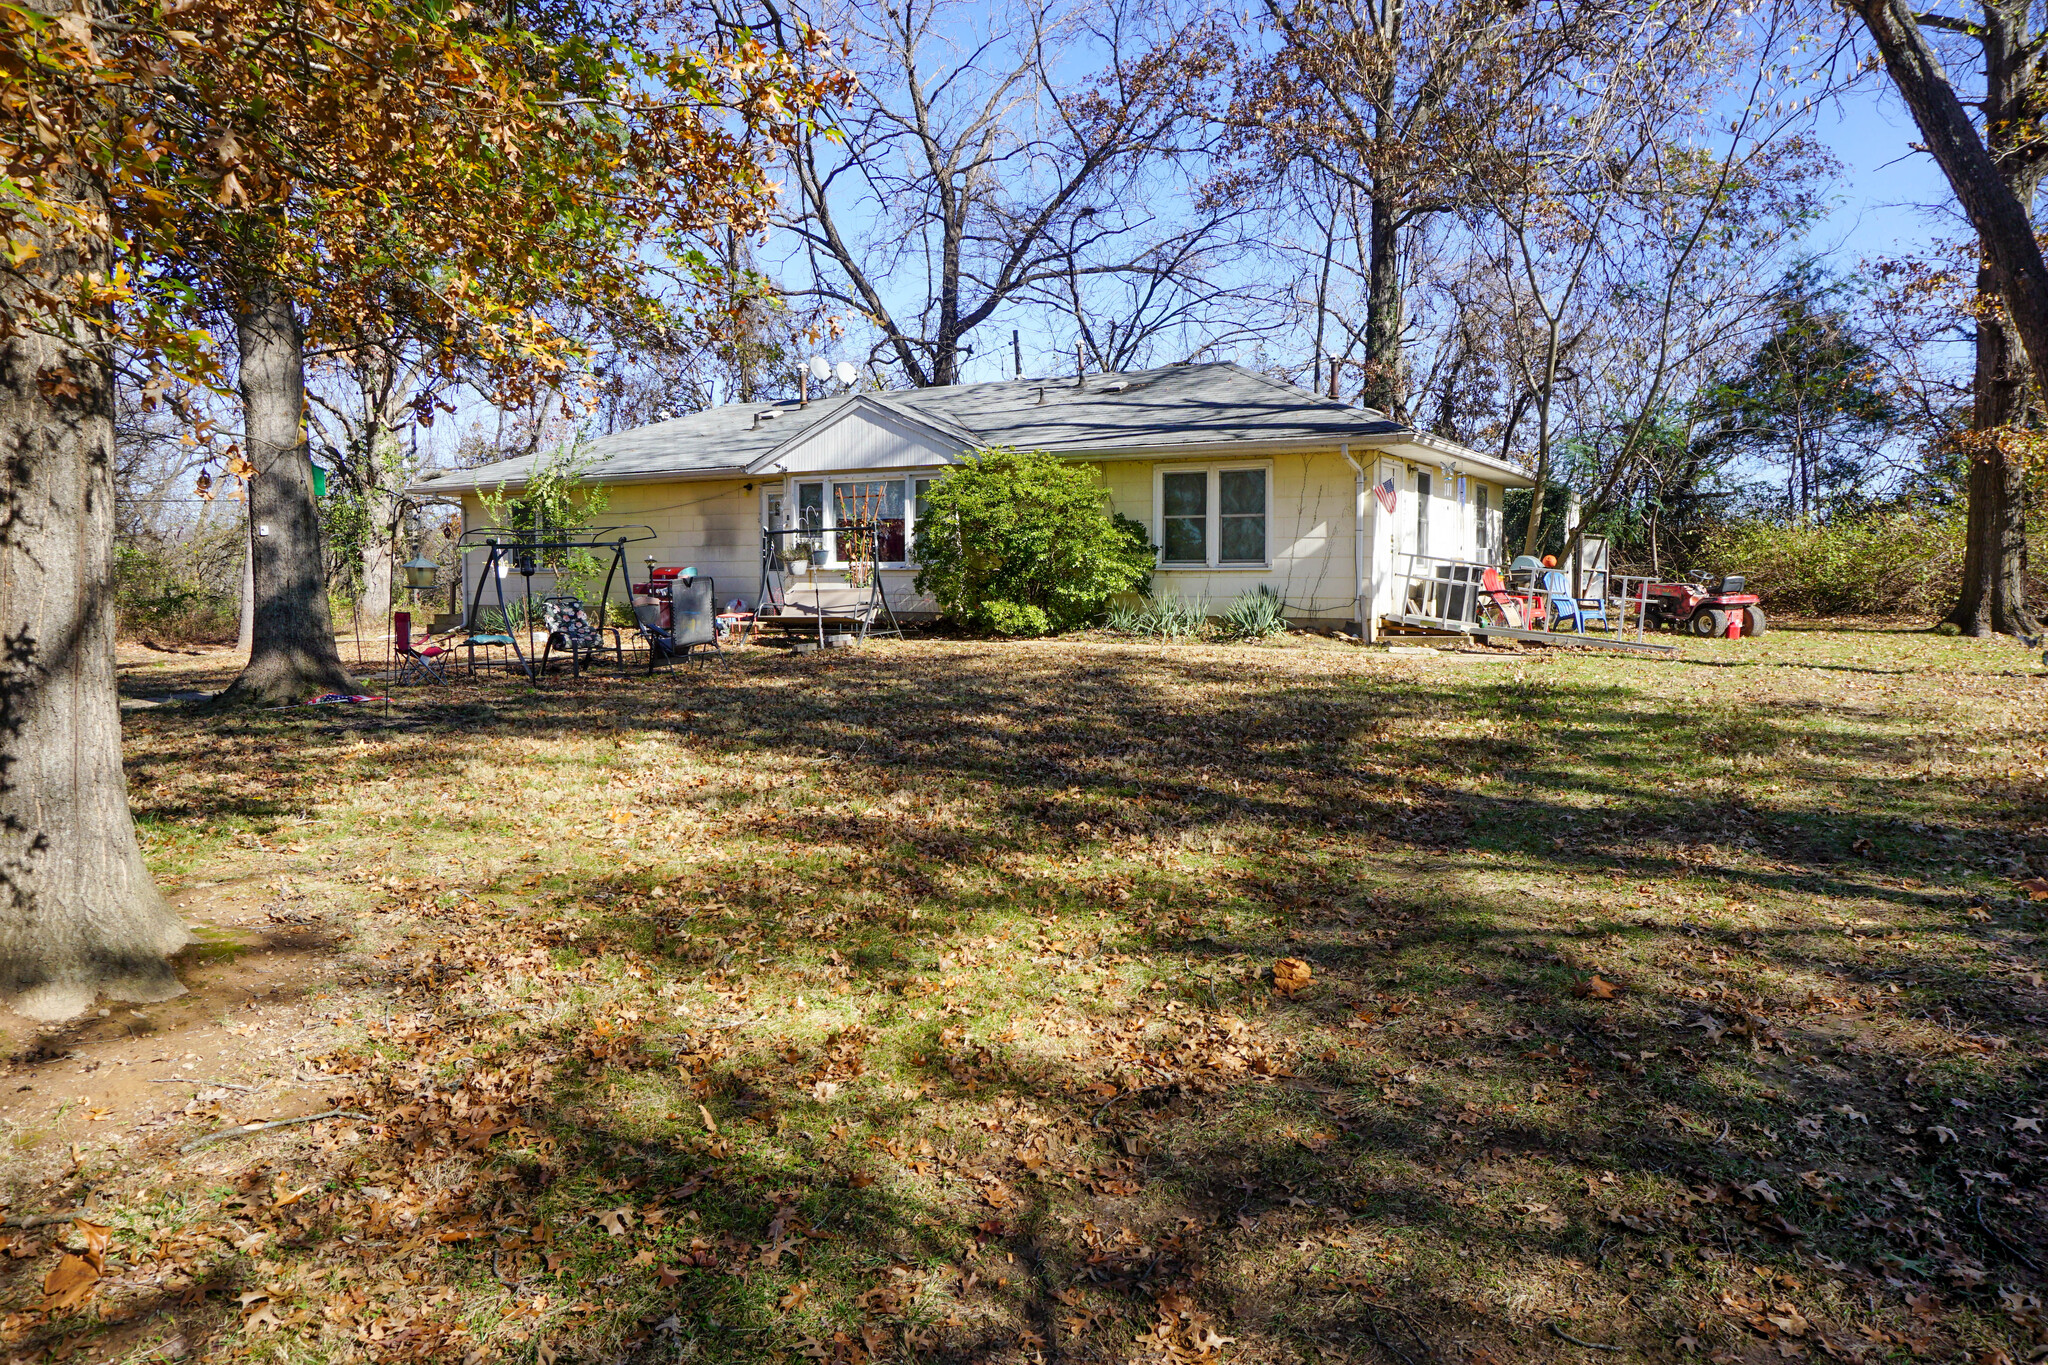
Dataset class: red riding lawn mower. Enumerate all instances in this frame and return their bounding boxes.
[1642,572,1766,639]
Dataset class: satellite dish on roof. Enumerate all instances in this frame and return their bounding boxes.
[808,355,832,381]
[835,361,857,387]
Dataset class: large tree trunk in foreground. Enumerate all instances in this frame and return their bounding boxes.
[237,515,254,655]
[219,273,357,704]
[1947,296,2038,636]
[1850,0,2048,634]
[0,205,190,1019]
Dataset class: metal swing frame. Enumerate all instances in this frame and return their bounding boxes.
[458,525,656,680]
[755,516,903,649]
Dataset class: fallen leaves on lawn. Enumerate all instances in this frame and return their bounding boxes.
[1272,958,1313,994]
[1577,974,1623,1000]
[41,1254,98,1312]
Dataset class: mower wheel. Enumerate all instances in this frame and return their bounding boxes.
[1743,606,1767,637]
[1691,610,1728,638]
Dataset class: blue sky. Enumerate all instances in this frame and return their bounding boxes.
[414,25,1987,472]
[1812,78,1965,269]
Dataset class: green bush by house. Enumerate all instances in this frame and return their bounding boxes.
[912,448,1154,636]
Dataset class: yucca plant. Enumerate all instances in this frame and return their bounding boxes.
[1144,595,1209,640]
[1220,585,1287,640]
[1103,599,1146,634]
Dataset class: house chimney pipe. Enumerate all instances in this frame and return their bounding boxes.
[1076,341,1085,388]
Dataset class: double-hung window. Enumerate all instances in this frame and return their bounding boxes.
[1156,465,1269,567]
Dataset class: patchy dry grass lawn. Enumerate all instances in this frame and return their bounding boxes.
[2,624,2046,1365]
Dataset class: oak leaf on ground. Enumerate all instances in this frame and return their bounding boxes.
[41,1255,98,1311]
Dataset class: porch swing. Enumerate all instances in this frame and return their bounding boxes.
[755,483,903,648]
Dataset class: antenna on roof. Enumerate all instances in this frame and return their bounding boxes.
[808,356,832,382]
[1075,340,1085,389]
[835,361,856,388]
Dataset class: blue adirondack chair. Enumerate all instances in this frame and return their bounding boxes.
[1542,569,1609,633]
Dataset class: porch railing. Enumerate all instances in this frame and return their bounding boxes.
[1387,552,1653,643]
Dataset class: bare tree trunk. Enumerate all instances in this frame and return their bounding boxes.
[1361,191,1404,417]
[1994,443,2033,633]
[360,529,393,627]
[1949,281,2027,634]
[1520,470,1548,560]
[0,182,190,1019]
[219,272,357,704]
[1937,188,2043,633]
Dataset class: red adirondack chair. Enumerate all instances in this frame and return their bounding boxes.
[1481,567,1535,630]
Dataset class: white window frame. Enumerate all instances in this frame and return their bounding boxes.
[785,470,946,569]
[1413,469,1432,561]
[1152,461,1272,569]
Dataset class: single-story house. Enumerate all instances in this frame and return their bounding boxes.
[408,361,1533,638]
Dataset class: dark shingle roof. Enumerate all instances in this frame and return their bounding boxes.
[411,361,1517,494]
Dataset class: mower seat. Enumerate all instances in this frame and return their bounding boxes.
[1718,575,1745,594]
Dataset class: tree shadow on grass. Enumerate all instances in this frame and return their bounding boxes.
[93,641,2048,1362]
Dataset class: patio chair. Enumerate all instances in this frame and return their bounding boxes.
[392,610,452,685]
[540,596,622,676]
[1541,569,1609,633]
[632,576,718,671]
[1480,567,1535,630]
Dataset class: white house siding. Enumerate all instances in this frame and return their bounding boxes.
[1095,451,1367,624]
[1363,451,1504,626]
[451,451,1503,630]
[765,403,959,472]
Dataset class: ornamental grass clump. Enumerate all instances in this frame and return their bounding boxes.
[912,448,1155,636]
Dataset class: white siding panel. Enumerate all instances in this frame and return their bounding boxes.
[1102,452,1368,624]
[768,408,958,474]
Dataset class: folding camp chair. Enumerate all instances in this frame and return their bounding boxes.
[392,610,453,684]
[540,596,622,676]
[629,576,718,670]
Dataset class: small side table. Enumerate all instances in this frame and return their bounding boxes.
[716,612,758,647]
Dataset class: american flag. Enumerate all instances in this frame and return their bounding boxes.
[1374,476,1397,514]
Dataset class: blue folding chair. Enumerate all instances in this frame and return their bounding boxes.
[1542,570,1609,633]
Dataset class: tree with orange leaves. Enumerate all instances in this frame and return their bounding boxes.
[0,0,843,1016]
